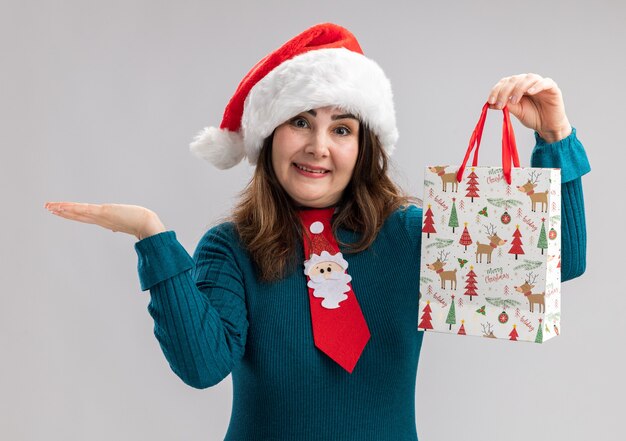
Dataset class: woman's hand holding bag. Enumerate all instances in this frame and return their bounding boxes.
[487,73,572,143]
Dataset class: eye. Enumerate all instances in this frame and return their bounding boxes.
[290,117,309,128]
[320,268,325,274]
[327,267,332,272]
[334,126,351,136]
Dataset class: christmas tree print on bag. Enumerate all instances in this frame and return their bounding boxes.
[418,102,561,343]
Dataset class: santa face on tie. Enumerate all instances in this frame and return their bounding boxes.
[304,251,352,309]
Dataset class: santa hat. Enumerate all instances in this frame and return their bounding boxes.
[189,22,398,169]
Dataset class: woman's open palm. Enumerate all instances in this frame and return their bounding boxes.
[44,202,165,240]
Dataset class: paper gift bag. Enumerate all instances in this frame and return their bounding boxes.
[418,103,561,343]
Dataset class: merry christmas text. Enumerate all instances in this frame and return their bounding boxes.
[484,267,510,283]
[486,174,506,185]
[545,285,560,298]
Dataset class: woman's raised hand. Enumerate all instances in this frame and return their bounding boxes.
[44,202,166,240]
[487,73,572,143]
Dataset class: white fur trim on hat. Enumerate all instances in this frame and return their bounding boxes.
[242,47,398,166]
[189,126,245,170]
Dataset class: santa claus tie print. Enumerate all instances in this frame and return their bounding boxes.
[304,249,352,309]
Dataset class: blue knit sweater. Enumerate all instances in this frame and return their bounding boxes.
[134,128,590,441]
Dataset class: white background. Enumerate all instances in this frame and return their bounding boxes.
[2,0,622,440]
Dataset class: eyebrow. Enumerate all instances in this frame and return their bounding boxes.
[306,109,358,121]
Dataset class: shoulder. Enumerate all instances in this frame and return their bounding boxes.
[199,221,238,242]
[385,204,423,231]
[380,204,423,253]
[194,221,245,260]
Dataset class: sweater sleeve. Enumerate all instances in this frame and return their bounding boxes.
[134,226,249,389]
[397,204,424,267]
[530,127,591,282]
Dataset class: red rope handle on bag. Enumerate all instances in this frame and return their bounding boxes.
[456,102,520,185]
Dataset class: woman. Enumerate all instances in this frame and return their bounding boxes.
[45,23,590,440]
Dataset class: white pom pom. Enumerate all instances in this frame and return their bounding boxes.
[189,127,245,170]
[310,221,324,234]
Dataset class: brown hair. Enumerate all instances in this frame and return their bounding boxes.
[230,122,419,282]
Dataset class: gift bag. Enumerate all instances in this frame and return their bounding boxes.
[418,103,561,343]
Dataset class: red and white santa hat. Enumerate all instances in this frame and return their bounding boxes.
[189,22,398,169]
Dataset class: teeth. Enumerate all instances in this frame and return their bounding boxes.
[295,163,327,173]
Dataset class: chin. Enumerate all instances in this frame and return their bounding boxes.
[292,194,334,208]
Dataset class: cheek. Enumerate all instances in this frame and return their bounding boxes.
[272,130,300,168]
[270,148,281,175]
[271,137,292,177]
[337,147,359,176]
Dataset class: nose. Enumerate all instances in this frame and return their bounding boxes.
[304,130,330,158]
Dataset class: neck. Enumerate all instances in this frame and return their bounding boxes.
[297,205,338,211]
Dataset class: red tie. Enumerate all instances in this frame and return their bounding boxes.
[297,207,371,373]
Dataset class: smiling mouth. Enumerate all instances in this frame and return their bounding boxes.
[293,163,330,174]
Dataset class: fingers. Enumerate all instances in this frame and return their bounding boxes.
[45,201,151,237]
[45,201,99,216]
[525,77,559,97]
[45,202,104,226]
[488,73,551,109]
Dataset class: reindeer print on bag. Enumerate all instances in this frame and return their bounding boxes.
[419,164,561,343]
[481,322,497,339]
[426,250,457,290]
[428,166,459,192]
[475,223,507,264]
[517,170,549,213]
[514,273,546,313]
